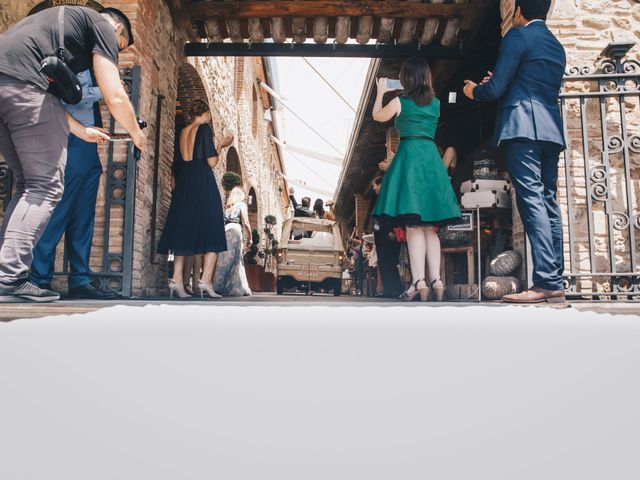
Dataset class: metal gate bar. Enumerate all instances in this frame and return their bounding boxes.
[559,42,639,300]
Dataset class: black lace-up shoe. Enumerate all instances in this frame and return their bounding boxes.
[68,283,118,300]
[0,280,60,303]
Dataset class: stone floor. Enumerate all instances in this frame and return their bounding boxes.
[1,292,638,321]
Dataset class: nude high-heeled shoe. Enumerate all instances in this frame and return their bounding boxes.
[169,279,191,299]
[400,279,429,302]
[431,278,445,302]
[197,280,222,299]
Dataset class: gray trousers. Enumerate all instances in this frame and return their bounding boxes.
[0,73,68,284]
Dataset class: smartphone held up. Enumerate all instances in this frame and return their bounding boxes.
[386,79,403,90]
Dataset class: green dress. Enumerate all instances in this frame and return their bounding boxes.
[373,96,461,226]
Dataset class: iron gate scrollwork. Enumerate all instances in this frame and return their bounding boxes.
[0,66,141,297]
[560,43,640,300]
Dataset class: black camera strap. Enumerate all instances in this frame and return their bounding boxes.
[56,6,66,60]
[38,5,82,104]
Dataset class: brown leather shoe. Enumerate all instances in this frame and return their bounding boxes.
[502,287,565,304]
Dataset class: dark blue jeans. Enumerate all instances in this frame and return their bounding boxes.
[30,135,102,289]
[503,139,564,291]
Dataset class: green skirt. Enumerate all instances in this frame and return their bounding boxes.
[373,138,461,227]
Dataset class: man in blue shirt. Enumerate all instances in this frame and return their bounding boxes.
[30,70,116,299]
[463,0,566,304]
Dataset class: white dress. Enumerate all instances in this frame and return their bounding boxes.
[212,203,251,296]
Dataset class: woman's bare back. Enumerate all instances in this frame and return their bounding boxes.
[179,123,200,162]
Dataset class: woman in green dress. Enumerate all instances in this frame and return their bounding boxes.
[372,58,461,302]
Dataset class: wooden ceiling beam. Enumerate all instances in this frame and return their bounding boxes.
[248,18,265,43]
[292,17,307,43]
[271,17,287,43]
[190,1,469,20]
[356,16,373,45]
[225,19,244,43]
[313,17,329,44]
[377,18,395,43]
[334,16,351,44]
[397,18,417,45]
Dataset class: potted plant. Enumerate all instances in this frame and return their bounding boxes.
[244,228,262,291]
[222,171,242,191]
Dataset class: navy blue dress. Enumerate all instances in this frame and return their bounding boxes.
[158,123,227,256]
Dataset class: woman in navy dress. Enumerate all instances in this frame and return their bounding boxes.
[158,100,233,298]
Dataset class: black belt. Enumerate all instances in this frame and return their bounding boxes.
[400,136,434,141]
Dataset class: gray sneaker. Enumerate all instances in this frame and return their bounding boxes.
[0,280,60,303]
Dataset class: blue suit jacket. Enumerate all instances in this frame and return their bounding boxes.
[474,21,566,148]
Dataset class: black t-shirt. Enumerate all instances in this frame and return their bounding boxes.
[0,6,119,91]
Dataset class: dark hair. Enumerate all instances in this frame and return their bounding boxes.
[189,99,210,121]
[100,8,134,46]
[301,197,311,208]
[514,0,551,20]
[400,57,435,106]
[313,198,324,217]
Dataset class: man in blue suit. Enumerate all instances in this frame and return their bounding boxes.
[30,70,117,299]
[463,0,566,303]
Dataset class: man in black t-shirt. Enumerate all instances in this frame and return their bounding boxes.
[0,6,146,303]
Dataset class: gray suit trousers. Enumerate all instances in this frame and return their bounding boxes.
[0,73,68,284]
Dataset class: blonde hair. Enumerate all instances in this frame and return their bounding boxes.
[226,186,246,208]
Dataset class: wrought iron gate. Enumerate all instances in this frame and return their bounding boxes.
[0,66,140,297]
[559,43,640,300]
[95,66,141,297]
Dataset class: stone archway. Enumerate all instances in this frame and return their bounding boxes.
[226,146,242,180]
[175,63,208,130]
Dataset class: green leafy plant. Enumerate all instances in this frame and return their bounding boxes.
[222,171,242,191]
[244,229,260,264]
[261,214,278,267]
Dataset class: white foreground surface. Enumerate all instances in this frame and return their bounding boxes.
[1,305,639,480]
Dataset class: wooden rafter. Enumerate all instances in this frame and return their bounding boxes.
[190,1,469,20]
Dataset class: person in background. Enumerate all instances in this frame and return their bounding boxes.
[346,235,365,296]
[157,99,233,299]
[0,6,145,302]
[29,70,116,299]
[313,198,336,221]
[372,57,461,302]
[371,175,403,298]
[288,186,314,239]
[213,186,252,297]
[463,0,566,304]
[362,234,379,297]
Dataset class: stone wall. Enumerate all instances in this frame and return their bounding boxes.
[0,0,287,296]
